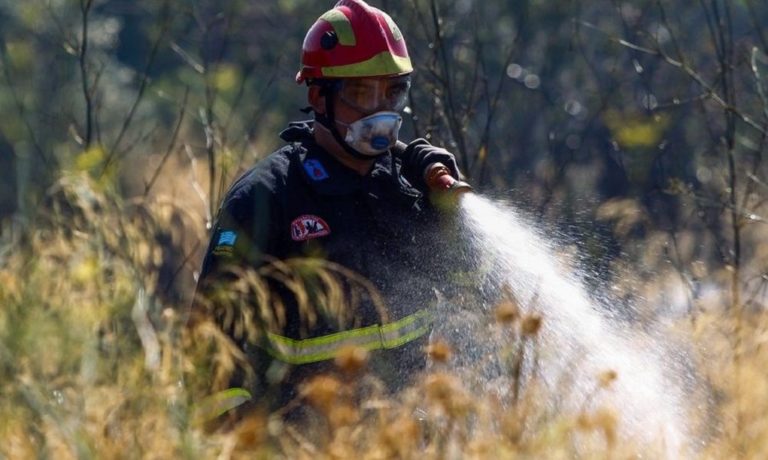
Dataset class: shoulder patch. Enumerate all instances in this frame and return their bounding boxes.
[291,215,331,241]
[303,158,330,181]
[212,230,238,256]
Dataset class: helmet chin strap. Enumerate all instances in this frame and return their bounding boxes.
[315,88,387,161]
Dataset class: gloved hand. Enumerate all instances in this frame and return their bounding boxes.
[395,138,462,191]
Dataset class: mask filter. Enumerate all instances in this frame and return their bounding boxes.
[338,111,403,157]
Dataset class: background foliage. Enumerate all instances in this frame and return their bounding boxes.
[2,0,768,457]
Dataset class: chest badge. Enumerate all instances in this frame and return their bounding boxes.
[291,215,331,241]
[303,158,329,181]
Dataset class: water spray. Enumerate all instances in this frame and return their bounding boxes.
[424,186,698,457]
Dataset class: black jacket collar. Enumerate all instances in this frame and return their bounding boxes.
[280,121,421,200]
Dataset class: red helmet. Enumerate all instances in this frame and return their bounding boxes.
[296,0,413,83]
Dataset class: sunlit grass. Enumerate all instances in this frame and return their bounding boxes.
[1,173,767,458]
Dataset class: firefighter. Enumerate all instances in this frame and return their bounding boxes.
[193,0,466,421]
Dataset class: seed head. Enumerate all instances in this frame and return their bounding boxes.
[521,314,543,336]
[233,412,267,451]
[594,409,618,446]
[501,411,524,443]
[598,369,618,388]
[424,372,472,418]
[425,372,457,402]
[426,340,452,363]
[334,345,369,375]
[328,403,359,428]
[494,300,520,324]
[380,415,420,455]
[302,375,342,414]
[577,408,617,447]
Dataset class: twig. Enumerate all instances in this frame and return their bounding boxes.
[110,124,162,163]
[476,41,517,184]
[169,42,205,74]
[0,40,51,169]
[751,47,768,122]
[185,143,212,229]
[161,240,201,305]
[579,19,768,136]
[237,64,279,167]
[100,1,171,177]
[78,0,94,149]
[745,0,768,53]
[132,287,161,371]
[428,0,468,160]
[145,87,190,196]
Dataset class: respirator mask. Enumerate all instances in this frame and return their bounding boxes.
[336,111,403,156]
[330,76,410,156]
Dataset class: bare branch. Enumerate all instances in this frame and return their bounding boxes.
[78,0,94,149]
[185,143,212,230]
[745,0,768,53]
[101,2,171,177]
[169,41,205,74]
[427,0,468,160]
[476,42,516,184]
[237,65,280,169]
[132,287,161,371]
[580,19,768,136]
[144,87,190,196]
[0,39,51,169]
[751,47,768,122]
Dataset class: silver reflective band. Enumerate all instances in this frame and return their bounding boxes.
[262,309,433,365]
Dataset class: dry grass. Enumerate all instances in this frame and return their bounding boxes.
[1,173,768,458]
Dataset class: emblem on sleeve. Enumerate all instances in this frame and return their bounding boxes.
[290,215,331,241]
[213,230,238,256]
[303,158,330,181]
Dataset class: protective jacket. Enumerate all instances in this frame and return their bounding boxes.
[195,121,453,411]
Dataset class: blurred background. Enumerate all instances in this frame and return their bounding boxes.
[3,0,768,314]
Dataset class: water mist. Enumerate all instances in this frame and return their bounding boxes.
[429,192,700,457]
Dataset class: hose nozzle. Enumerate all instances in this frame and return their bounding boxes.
[424,163,473,194]
[424,163,472,210]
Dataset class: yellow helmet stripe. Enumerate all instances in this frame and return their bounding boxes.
[319,10,356,46]
[321,51,413,78]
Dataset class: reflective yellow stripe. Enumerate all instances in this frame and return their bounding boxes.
[195,387,252,422]
[263,309,432,365]
[380,309,431,348]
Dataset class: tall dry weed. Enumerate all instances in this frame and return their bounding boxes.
[3,172,768,458]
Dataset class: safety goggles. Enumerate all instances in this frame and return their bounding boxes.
[336,76,411,114]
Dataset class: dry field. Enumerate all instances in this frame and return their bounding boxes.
[1,173,767,459]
